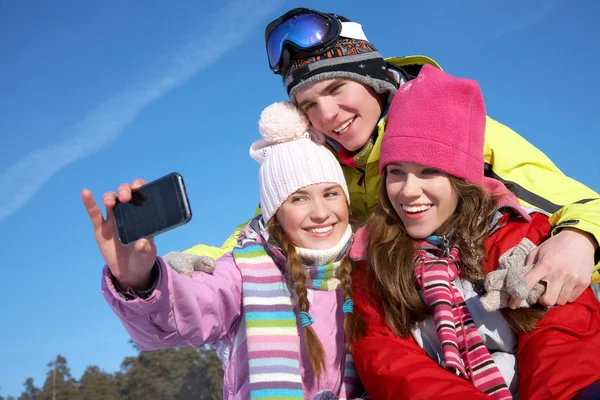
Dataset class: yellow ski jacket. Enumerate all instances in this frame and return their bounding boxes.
[186,55,600,280]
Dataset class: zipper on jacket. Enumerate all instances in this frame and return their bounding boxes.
[357,168,366,187]
[555,219,580,228]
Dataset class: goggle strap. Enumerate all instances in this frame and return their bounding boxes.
[340,22,368,41]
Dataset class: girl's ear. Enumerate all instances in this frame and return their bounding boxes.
[308,128,326,145]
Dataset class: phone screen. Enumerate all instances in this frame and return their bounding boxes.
[113,173,192,245]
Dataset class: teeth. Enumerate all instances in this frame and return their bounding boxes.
[308,225,333,233]
[334,118,354,134]
[402,204,432,213]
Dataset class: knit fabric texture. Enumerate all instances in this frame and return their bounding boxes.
[415,244,512,399]
[250,102,349,224]
[380,64,486,185]
[232,231,358,399]
[282,22,398,102]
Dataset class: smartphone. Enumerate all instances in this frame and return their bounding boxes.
[113,172,192,246]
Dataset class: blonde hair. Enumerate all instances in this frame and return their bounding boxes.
[266,218,361,375]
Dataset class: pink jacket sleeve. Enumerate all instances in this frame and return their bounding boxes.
[101,253,243,351]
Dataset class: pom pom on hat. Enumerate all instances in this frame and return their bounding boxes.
[258,101,310,143]
[251,102,325,165]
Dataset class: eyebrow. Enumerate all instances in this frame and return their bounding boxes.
[297,81,343,110]
[293,185,340,196]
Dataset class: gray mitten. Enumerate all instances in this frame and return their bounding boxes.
[313,390,337,400]
[163,252,216,276]
[480,238,546,312]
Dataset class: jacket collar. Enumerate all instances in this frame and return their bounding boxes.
[483,177,531,222]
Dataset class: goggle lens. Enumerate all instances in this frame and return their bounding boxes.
[267,13,331,70]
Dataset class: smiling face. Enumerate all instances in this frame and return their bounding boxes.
[385,162,459,239]
[295,78,385,151]
[275,183,349,250]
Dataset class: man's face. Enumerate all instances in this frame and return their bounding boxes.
[295,78,384,151]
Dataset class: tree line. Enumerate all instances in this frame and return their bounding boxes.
[1,344,223,400]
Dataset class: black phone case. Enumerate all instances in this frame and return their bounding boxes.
[113,172,192,245]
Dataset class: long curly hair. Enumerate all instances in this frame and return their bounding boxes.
[266,218,361,377]
[352,171,546,342]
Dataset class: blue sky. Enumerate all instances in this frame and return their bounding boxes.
[1,0,599,396]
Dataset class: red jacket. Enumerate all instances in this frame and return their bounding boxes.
[350,186,600,399]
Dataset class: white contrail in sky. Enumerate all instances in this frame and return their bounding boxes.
[484,0,563,44]
[423,0,564,52]
[0,0,283,223]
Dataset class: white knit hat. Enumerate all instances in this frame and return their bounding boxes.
[249,101,350,224]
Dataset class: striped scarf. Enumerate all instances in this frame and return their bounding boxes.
[336,139,375,169]
[414,244,512,400]
[304,263,342,290]
[232,236,357,400]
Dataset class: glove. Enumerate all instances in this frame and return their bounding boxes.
[480,238,546,312]
[313,390,337,400]
[163,252,216,276]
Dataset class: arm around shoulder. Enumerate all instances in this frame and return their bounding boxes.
[484,116,600,276]
[483,116,598,211]
[183,206,262,259]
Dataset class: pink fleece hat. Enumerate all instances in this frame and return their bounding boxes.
[380,64,486,185]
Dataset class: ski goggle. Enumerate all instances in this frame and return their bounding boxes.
[265,8,343,74]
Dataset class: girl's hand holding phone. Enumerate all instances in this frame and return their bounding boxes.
[81,178,156,291]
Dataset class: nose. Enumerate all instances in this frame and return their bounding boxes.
[309,197,330,222]
[317,98,339,126]
[398,173,423,199]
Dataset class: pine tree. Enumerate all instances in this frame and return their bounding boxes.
[117,348,189,399]
[78,366,119,400]
[179,347,223,400]
[116,346,223,399]
[17,378,40,400]
[37,355,77,400]
[13,343,226,400]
